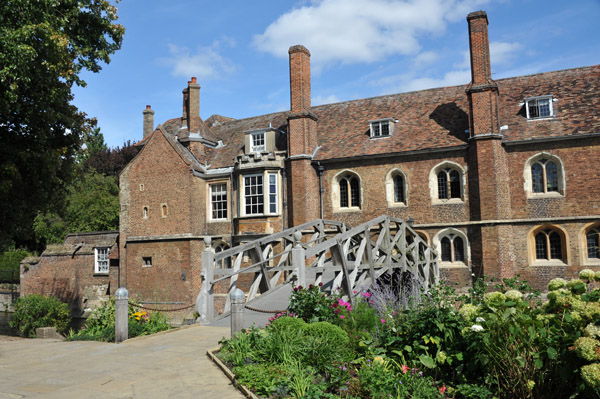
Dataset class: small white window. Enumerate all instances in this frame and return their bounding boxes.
[95,248,109,274]
[525,96,553,119]
[241,172,279,216]
[268,173,278,214]
[369,118,394,138]
[210,183,228,220]
[142,257,152,267]
[250,132,266,153]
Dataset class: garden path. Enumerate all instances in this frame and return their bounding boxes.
[0,325,244,399]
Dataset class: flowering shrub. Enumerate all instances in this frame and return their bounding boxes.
[219,275,600,398]
[288,283,337,322]
[67,299,170,342]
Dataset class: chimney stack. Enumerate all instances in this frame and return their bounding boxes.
[467,11,493,86]
[187,77,200,132]
[143,105,154,138]
[289,45,311,114]
[466,10,499,137]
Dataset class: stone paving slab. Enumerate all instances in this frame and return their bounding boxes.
[0,325,245,399]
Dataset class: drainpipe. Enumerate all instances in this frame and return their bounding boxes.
[317,162,324,220]
[282,164,287,230]
[230,170,235,244]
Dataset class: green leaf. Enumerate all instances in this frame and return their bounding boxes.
[534,357,543,369]
[419,355,436,369]
[516,356,526,367]
[547,347,558,359]
[404,345,412,353]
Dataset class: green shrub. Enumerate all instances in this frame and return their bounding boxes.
[266,315,306,332]
[575,337,600,362]
[68,299,170,342]
[548,278,568,291]
[304,321,349,347]
[10,294,70,337]
[581,363,600,390]
[288,284,337,322]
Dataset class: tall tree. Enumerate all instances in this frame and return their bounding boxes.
[0,0,124,250]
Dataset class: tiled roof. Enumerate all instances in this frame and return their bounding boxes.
[151,65,599,168]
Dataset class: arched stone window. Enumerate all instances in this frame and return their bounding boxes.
[583,224,600,262]
[385,169,407,207]
[332,170,362,211]
[429,161,465,204]
[214,241,232,269]
[524,153,565,197]
[433,228,469,266]
[528,225,568,265]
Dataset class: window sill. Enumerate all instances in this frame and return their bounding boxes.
[238,214,280,219]
[432,198,464,205]
[369,135,392,140]
[439,262,469,269]
[387,202,407,209]
[530,260,567,267]
[93,273,109,277]
[583,258,600,266]
[526,116,557,122]
[208,218,229,223]
[526,192,564,199]
[333,207,362,214]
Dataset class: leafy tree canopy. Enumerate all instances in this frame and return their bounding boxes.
[34,169,119,247]
[0,0,124,250]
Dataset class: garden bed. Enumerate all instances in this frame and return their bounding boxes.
[215,273,600,399]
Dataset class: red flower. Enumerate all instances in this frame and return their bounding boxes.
[439,386,447,394]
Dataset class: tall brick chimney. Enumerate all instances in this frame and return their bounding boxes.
[143,105,154,138]
[289,45,311,114]
[188,77,200,132]
[465,11,515,281]
[466,10,499,137]
[286,45,320,227]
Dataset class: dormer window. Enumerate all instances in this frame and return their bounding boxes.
[250,131,266,153]
[525,96,553,119]
[369,118,394,138]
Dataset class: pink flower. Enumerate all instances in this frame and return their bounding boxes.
[339,315,345,319]
[440,386,447,394]
[362,292,371,298]
[401,365,409,374]
[380,318,386,324]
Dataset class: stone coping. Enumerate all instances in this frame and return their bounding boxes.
[208,347,259,399]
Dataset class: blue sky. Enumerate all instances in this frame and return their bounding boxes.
[72,0,600,148]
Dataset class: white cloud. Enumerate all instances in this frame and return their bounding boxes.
[161,40,236,80]
[253,0,490,67]
[413,51,439,66]
[313,94,341,105]
[490,41,523,66]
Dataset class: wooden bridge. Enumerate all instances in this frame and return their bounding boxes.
[196,215,439,323]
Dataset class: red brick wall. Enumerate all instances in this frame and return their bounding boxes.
[20,255,110,316]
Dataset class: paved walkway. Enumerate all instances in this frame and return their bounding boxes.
[0,326,245,399]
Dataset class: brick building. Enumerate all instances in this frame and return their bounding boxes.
[20,231,119,317]
[119,10,600,307]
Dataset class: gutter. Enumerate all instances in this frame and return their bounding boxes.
[503,132,600,147]
[314,144,468,164]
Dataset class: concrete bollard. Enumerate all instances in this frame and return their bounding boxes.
[230,288,245,337]
[115,287,129,343]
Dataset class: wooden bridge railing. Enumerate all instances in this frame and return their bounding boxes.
[196,215,438,322]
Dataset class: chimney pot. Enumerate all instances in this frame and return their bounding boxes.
[191,77,197,83]
[289,44,312,113]
[143,105,155,138]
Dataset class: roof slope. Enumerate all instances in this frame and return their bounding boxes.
[151,65,600,168]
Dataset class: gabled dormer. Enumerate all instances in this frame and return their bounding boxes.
[369,118,395,138]
[244,127,279,154]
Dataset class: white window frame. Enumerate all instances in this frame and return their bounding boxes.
[429,161,466,204]
[369,118,394,138]
[525,95,554,120]
[241,172,279,217]
[209,182,228,221]
[523,153,565,198]
[250,131,266,153]
[432,228,470,267]
[94,247,109,274]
